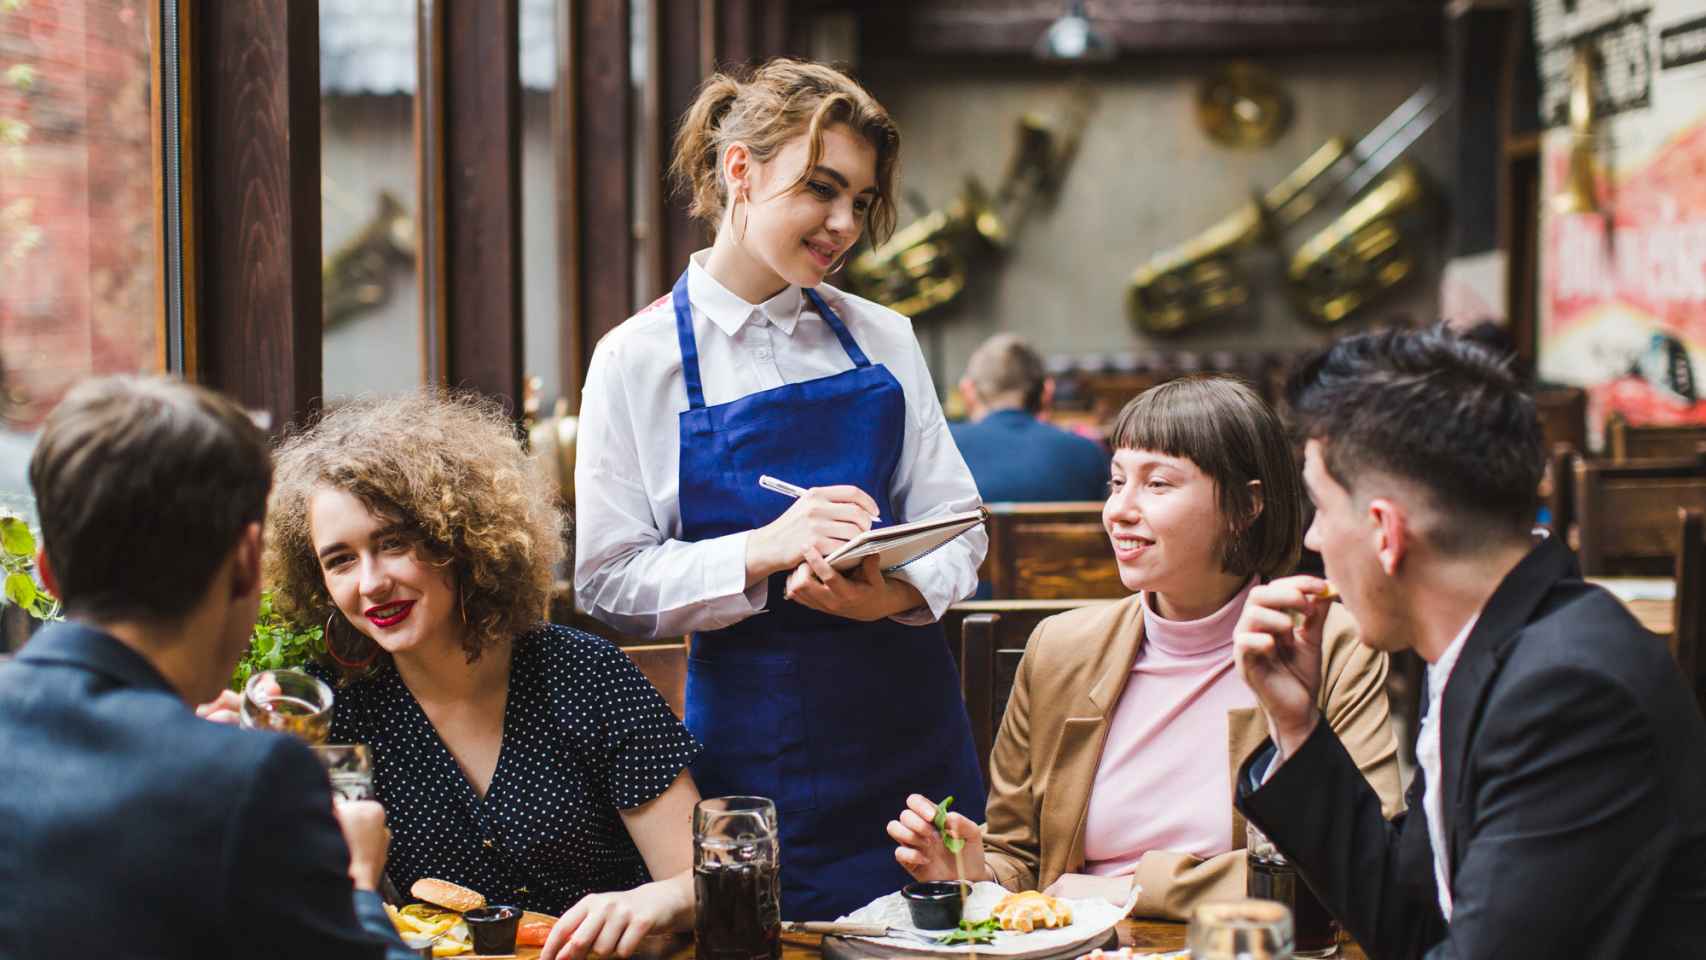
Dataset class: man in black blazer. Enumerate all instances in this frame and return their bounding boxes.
[0,377,415,959]
[1231,330,1706,959]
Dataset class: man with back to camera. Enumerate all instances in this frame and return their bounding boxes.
[950,333,1109,504]
[0,376,416,959]
[1231,329,1706,958]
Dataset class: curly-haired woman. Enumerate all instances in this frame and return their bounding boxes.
[243,390,699,958]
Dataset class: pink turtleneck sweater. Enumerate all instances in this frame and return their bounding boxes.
[1082,579,1258,874]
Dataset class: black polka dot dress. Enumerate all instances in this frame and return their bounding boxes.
[310,623,702,915]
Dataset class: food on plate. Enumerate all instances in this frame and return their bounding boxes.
[412,877,488,913]
[935,917,1001,946]
[384,902,471,957]
[517,918,554,947]
[991,890,1073,933]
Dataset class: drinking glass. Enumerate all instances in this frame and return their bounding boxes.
[240,668,334,744]
[311,743,374,802]
[1188,899,1295,960]
[1247,821,1340,956]
[693,796,780,960]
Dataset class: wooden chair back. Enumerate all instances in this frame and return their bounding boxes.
[1674,510,1705,717]
[1574,455,1706,575]
[622,642,688,720]
[1543,444,1578,544]
[981,502,1125,600]
[1607,417,1706,461]
[951,599,1113,779]
[1533,387,1587,456]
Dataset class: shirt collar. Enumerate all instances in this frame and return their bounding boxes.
[686,250,805,336]
[1426,611,1479,705]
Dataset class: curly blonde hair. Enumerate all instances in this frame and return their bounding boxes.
[265,390,565,667]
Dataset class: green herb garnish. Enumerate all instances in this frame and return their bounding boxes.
[936,917,1000,946]
[933,795,965,854]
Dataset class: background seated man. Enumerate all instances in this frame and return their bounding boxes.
[1233,329,1706,959]
[951,332,1109,503]
[0,376,415,960]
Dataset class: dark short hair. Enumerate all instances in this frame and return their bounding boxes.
[29,376,272,621]
[1284,328,1543,551]
[1109,376,1303,579]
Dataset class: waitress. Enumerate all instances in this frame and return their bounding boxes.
[573,58,987,921]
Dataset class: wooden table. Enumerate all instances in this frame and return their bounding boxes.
[620,918,1368,959]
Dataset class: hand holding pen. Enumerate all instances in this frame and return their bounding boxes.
[743,474,881,586]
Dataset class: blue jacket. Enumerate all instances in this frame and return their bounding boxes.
[0,622,414,960]
[949,409,1109,503]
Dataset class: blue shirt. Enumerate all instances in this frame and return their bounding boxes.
[949,409,1110,503]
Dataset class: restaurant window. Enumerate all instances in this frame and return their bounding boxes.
[521,0,563,412]
[0,0,165,522]
[318,0,422,401]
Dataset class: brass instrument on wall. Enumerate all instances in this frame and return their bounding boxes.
[1287,161,1434,325]
[845,93,1089,319]
[1128,86,1446,335]
[323,190,416,328]
[1553,44,1600,215]
[1127,138,1348,335]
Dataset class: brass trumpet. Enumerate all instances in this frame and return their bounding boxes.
[1127,138,1349,335]
[1286,161,1434,326]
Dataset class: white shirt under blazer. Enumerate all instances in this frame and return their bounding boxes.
[573,252,987,639]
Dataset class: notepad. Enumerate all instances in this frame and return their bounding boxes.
[823,507,990,573]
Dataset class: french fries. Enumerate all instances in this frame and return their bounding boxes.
[384,902,472,956]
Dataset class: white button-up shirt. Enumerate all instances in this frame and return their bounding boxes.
[572,252,987,640]
[1415,613,1477,921]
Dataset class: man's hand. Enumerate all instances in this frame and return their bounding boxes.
[1234,575,1332,761]
[330,799,390,891]
[785,552,922,622]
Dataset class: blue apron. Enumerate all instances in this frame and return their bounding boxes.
[672,271,986,921]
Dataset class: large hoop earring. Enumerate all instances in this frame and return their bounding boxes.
[734,186,750,243]
[324,611,378,669]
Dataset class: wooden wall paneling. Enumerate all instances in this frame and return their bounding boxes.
[193,0,321,433]
[658,0,711,287]
[563,0,635,403]
[440,0,524,413]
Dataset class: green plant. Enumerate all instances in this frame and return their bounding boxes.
[1,511,59,621]
[231,591,325,691]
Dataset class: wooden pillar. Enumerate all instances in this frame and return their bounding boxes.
[435,0,524,413]
[657,0,712,288]
[192,0,321,433]
[561,0,635,409]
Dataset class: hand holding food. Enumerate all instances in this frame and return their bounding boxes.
[888,793,992,883]
[1233,574,1331,758]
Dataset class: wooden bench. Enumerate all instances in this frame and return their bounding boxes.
[950,598,1112,779]
[1533,387,1587,456]
[1572,454,1706,575]
[982,502,1125,600]
[1607,417,1706,461]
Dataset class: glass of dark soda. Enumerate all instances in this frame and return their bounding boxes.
[1247,820,1340,957]
[694,796,781,960]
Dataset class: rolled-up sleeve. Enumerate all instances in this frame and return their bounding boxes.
[574,335,768,639]
[883,337,987,624]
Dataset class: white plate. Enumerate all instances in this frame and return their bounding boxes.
[837,881,1135,957]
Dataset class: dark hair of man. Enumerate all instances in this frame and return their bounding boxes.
[28,376,273,622]
[1109,375,1303,579]
[1284,328,1543,553]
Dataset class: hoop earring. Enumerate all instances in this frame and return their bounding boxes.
[324,611,378,669]
[734,187,750,243]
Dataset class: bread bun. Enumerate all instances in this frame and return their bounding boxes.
[410,877,487,913]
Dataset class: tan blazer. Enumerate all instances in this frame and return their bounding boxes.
[980,593,1405,920]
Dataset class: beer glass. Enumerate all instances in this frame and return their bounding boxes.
[240,668,333,744]
[1188,898,1294,960]
[693,796,780,960]
[310,743,374,802]
[1247,821,1340,957]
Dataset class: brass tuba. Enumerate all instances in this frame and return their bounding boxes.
[1286,160,1434,326]
[1126,138,1349,335]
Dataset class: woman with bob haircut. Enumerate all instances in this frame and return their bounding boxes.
[888,376,1405,919]
[572,58,987,919]
[258,390,700,959]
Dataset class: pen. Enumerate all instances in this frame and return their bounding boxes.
[758,474,880,521]
[758,474,810,499]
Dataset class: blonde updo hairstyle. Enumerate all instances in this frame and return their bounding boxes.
[669,58,902,246]
[265,390,565,672]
